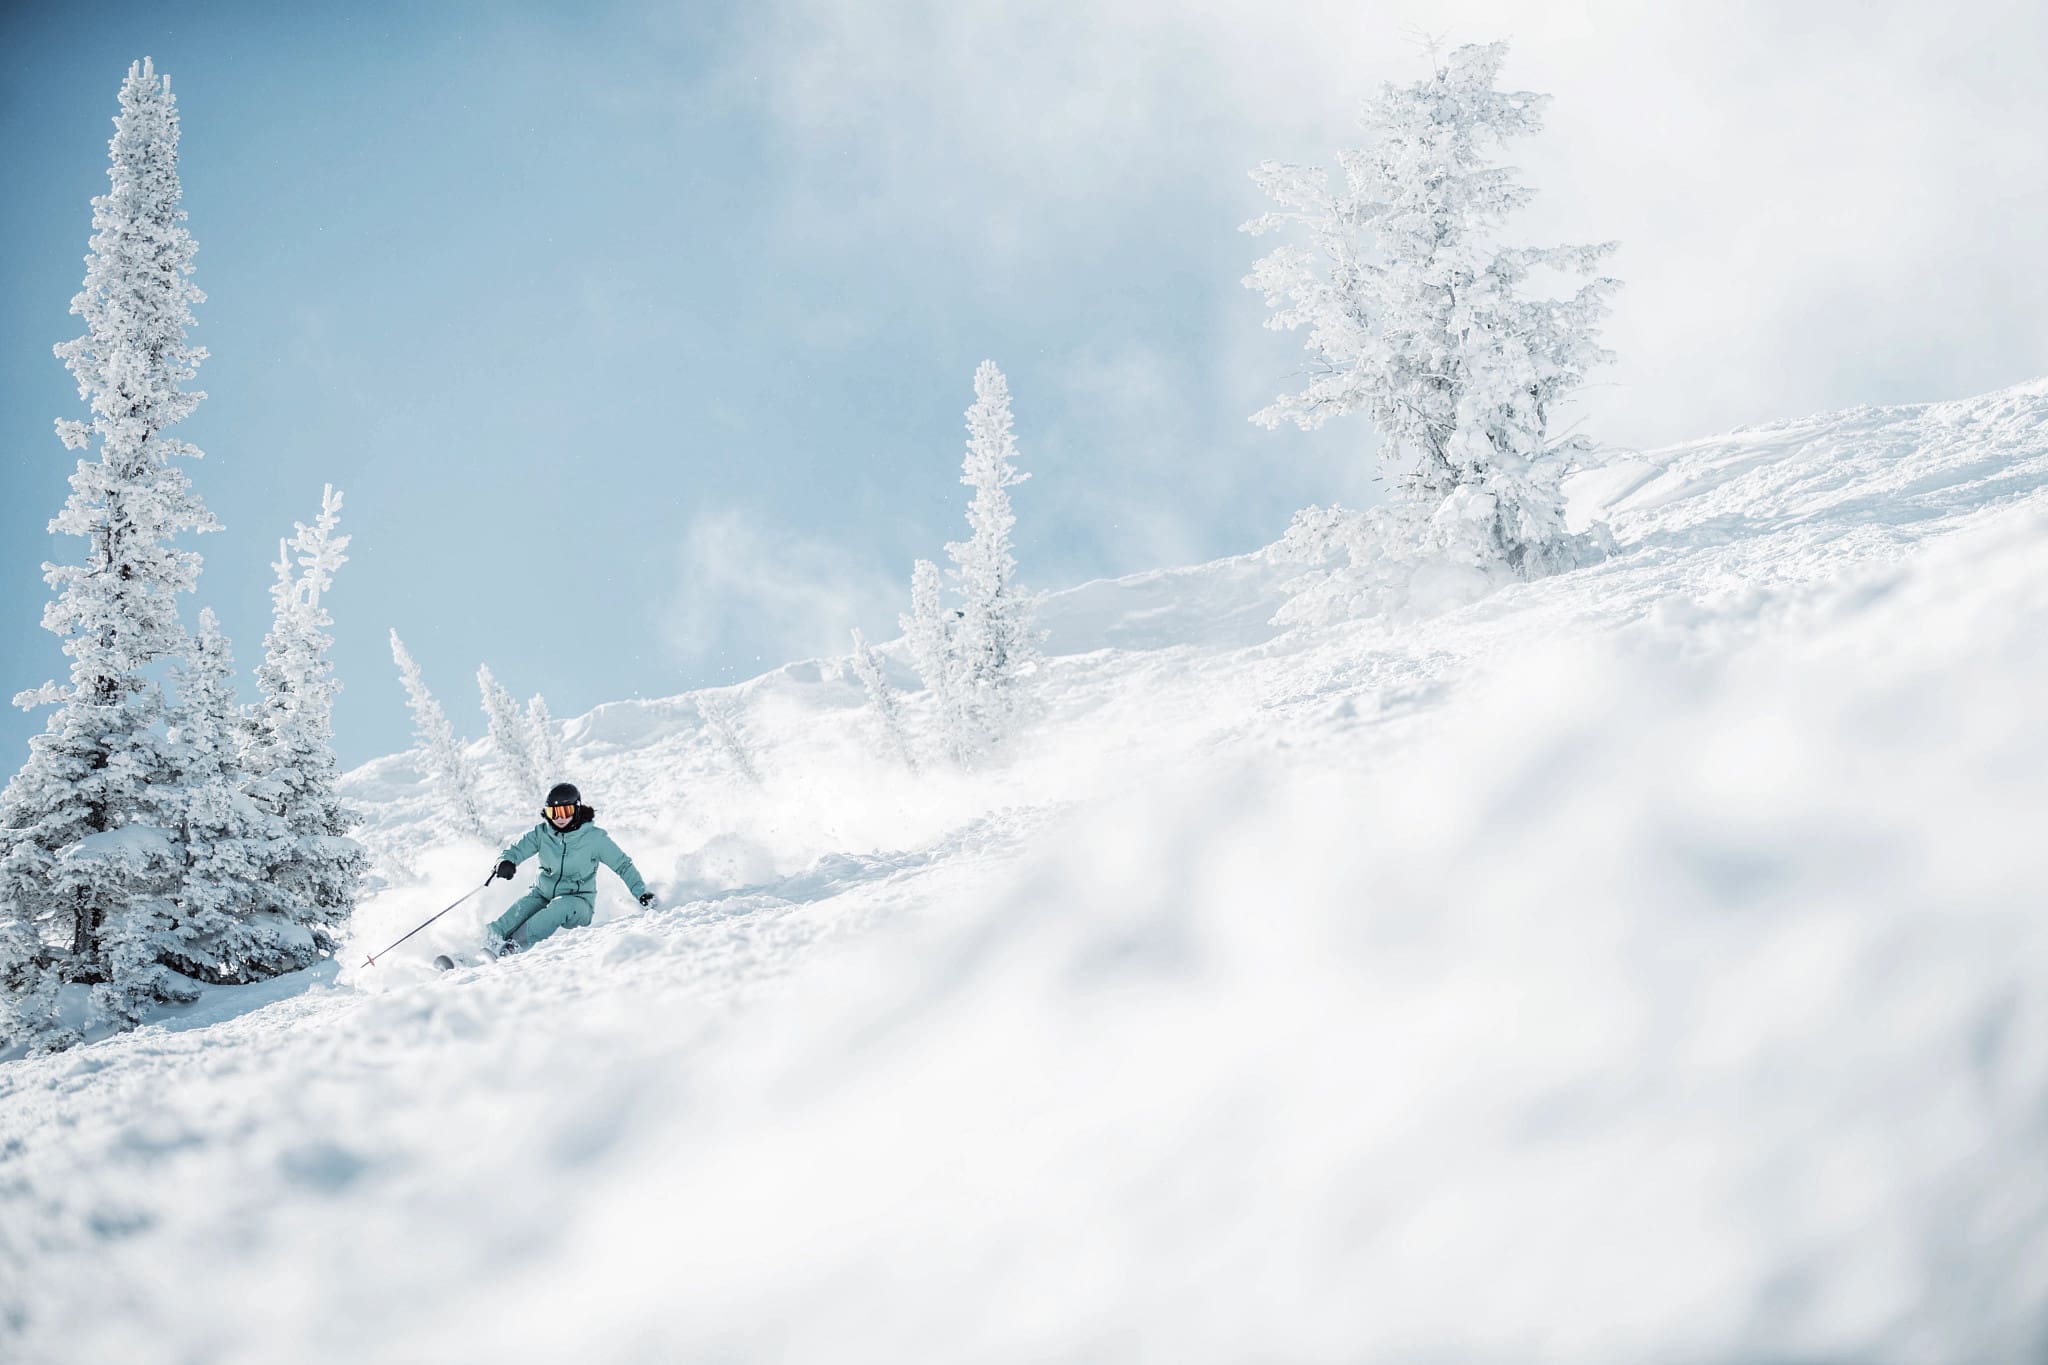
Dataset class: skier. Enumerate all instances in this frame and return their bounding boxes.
[485,782,654,954]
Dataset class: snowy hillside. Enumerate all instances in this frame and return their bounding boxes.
[4,377,2048,1363]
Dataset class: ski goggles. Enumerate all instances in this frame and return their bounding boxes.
[543,802,577,820]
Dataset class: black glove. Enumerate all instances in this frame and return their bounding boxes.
[492,860,516,883]
[637,892,656,908]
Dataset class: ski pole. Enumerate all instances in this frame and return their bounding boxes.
[362,877,494,967]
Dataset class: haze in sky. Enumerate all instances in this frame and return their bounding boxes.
[3,0,2045,770]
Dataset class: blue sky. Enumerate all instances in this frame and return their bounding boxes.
[5,0,2047,773]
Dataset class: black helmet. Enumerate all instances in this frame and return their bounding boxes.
[544,782,581,811]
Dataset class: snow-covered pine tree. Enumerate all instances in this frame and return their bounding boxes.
[240,540,303,807]
[901,557,964,761]
[943,360,1040,754]
[243,486,365,968]
[165,609,275,983]
[1243,40,1618,581]
[526,694,567,786]
[479,665,544,806]
[850,628,918,772]
[0,58,217,1048]
[389,630,488,839]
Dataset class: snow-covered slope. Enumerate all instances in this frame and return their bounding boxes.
[4,378,2048,1363]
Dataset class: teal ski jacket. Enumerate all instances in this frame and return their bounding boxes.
[498,809,649,904]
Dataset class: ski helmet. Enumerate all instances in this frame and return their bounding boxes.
[544,782,581,809]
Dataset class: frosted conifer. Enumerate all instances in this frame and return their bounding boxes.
[901,558,963,761]
[243,486,365,964]
[943,361,1039,753]
[390,631,488,839]
[242,543,302,786]
[167,610,277,982]
[850,629,918,772]
[526,694,567,786]
[479,666,544,806]
[1,58,217,1048]
[1244,41,1618,580]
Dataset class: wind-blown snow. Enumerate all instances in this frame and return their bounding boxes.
[4,379,2048,1362]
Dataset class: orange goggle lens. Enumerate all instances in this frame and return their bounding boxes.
[544,803,577,819]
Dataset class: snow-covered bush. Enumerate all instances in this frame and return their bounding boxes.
[1244,40,1619,595]
[1,59,219,1049]
[389,631,488,839]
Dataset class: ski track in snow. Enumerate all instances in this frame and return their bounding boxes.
[4,379,2048,1363]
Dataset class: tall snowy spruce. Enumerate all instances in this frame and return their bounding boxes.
[0,59,217,1050]
[943,361,1040,755]
[243,487,366,969]
[1244,41,1619,606]
[389,631,488,840]
[898,364,1040,764]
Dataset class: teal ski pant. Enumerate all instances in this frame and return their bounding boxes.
[490,891,594,947]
